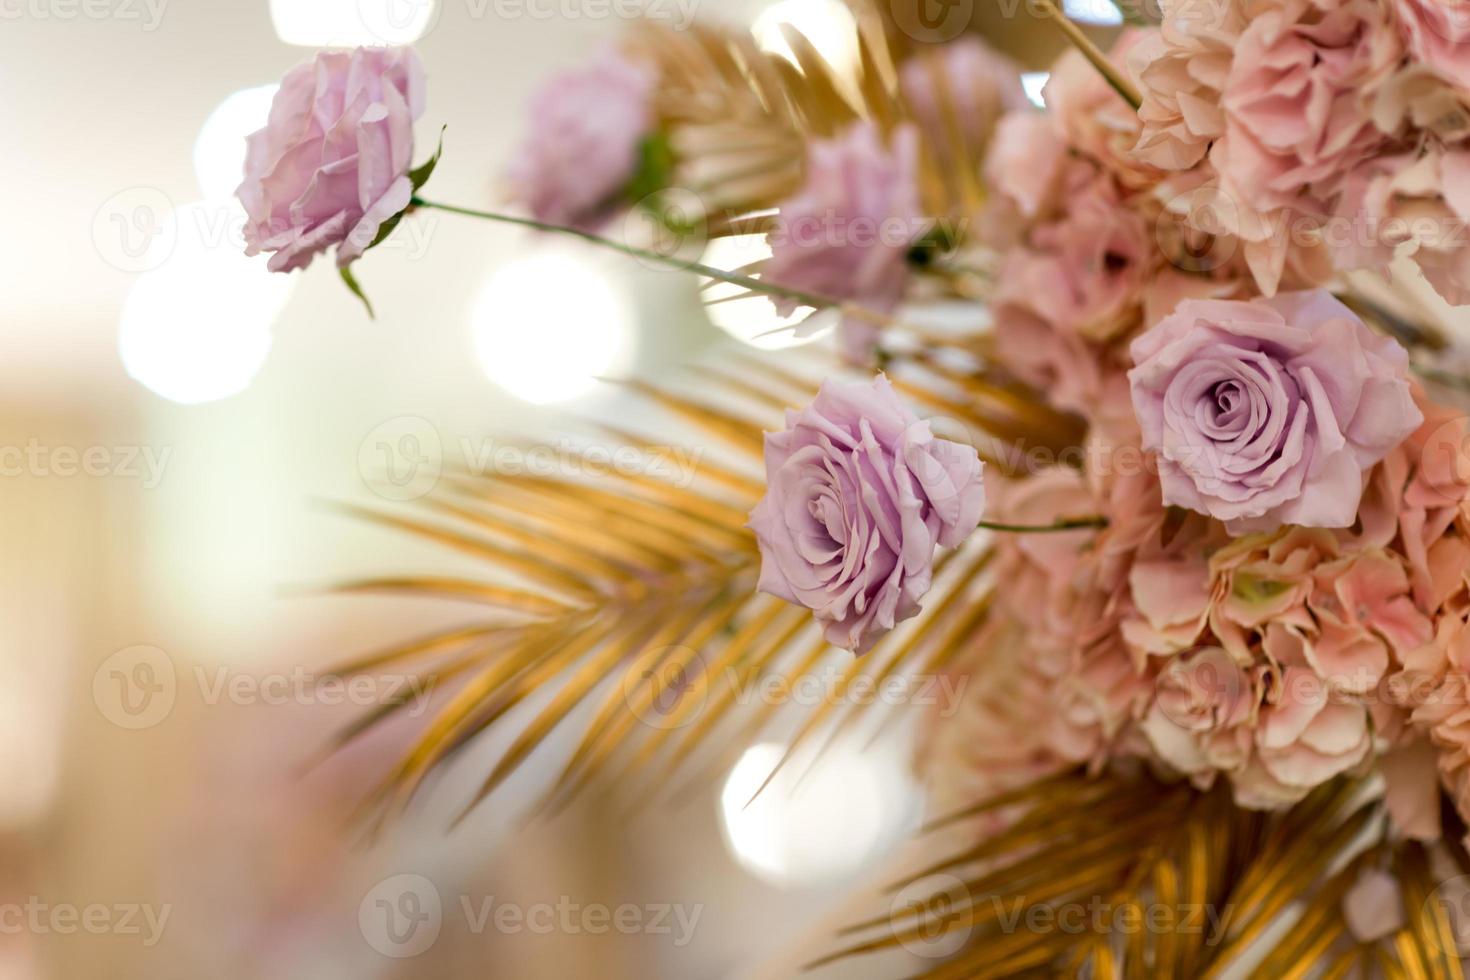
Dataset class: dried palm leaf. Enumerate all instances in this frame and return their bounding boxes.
[814,770,1467,977]
[329,351,1073,827]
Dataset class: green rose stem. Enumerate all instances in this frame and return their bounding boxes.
[976,516,1108,533]
[409,197,898,330]
[413,199,1111,536]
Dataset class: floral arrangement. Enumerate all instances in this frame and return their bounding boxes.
[244,1,1470,973]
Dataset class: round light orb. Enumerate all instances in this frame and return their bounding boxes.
[753,0,860,78]
[193,85,279,202]
[119,202,293,405]
[719,740,915,887]
[270,0,438,47]
[470,253,633,405]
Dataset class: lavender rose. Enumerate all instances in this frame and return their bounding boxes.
[1128,290,1421,534]
[748,375,986,653]
[239,46,425,273]
[506,49,656,231]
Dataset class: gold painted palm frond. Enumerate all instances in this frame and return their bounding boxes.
[815,770,1468,977]
[328,351,1074,828]
[625,2,985,231]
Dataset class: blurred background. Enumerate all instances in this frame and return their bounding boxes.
[0,0,1138,976]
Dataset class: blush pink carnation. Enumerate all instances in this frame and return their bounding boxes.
[506,49,656,230]
[1129,290,1422,534]
[1207,0,1400,294]
[239,46,426,273]
[994,166,1152,343]
[1130,0,1244,170]
[1333,147,1470,305]
[748,375,986,653]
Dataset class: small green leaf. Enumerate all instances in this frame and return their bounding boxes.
[409,126,446,192]
[340,265,375,319]
[368,211,404,251]
[624,131,674,205]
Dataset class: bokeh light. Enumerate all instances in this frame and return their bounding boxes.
[720,740,917,887]
[700,234,833,350]
[193,85,278,202]
[753,0,860,79]
[269,0,438,47]
[119,202,292,405]
[470,253,633,404]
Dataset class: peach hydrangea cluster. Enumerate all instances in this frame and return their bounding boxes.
[951,395,1470,837]
[1135,0,1470,304]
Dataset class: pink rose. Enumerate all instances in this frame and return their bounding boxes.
[506,50,656,230]
[994,166,1151,343]
[748,375,985,653]
[1128,290,1422,534]
[764,123,924,364]
[1394,0,1470,90]
[899,37,1025,168]
[240,46,425,274]
[992,304,1108,418]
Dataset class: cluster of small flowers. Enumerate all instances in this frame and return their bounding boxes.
[959,399,1470,837]
[1136,0,1470,304]
[913,0,1470,836]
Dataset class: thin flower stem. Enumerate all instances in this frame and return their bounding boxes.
[977,517,1108,533]
[410,197,896,328]
[1032,0,1142,110]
